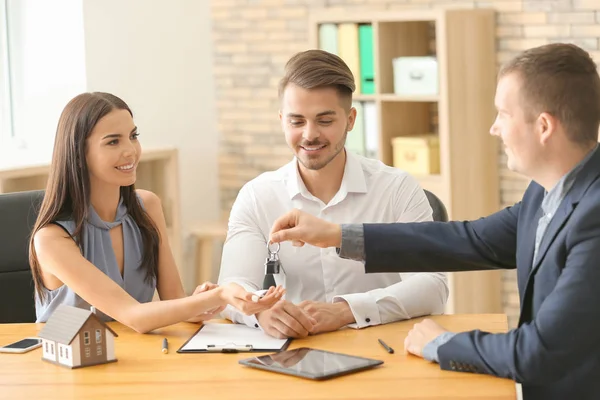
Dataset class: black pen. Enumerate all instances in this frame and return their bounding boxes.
[162,338,169,354]
[378,338,394,354]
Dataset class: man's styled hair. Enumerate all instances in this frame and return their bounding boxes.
[278,49,356,110]
[500,43,600,145]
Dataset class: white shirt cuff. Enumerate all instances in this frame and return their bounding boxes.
[333,293,380,329]
[221,305,261,329]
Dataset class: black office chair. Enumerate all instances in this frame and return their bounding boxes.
[0,190,45,323]
[423,189,449,222]
[262,189,449,289]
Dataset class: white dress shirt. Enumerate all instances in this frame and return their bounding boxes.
[218,150,448,329]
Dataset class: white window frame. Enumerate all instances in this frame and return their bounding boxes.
[0,0,86,157]
[0,0,15,146]
[84,331,90,345]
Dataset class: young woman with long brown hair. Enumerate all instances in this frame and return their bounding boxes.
[29,92,283,333]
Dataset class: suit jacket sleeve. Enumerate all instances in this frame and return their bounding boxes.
[362,203,520,273]
[437,200,600,384]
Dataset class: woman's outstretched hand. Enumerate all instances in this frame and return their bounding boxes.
[220,283,285,315]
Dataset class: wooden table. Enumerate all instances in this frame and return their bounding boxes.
[0,315,516,399]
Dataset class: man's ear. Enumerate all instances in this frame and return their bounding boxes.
[279,110,282,122]
[346,107,357,131]
[537,112,556,145]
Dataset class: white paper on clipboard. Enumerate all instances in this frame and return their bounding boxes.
[178,323,290,353]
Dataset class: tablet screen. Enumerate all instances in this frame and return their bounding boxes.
[239,347,383,380]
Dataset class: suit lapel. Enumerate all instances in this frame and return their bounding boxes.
[519,146,600,322]
[517,205,542,297]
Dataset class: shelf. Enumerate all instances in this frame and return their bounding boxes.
[380,101,435,165]
[312,9,501,314]
[380,93,439,102]
[378,20,434,95]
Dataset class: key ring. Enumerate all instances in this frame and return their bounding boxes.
[267,242,280,256]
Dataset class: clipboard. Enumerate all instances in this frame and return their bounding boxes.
[177,322,292,354]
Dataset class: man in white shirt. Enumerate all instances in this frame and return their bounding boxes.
[218,49,448,339]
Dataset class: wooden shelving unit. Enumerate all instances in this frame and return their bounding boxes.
[310,8,501,314]
[0,147,182,271]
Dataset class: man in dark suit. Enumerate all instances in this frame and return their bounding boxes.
[268,43,600,400]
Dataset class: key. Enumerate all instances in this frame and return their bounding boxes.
[264,242,282,275]
[265,253,281,274]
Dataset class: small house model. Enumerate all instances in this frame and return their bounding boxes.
[38,304,118,369]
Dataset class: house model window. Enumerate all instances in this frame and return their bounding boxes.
[84,331,90,345]
[95,329,102,344]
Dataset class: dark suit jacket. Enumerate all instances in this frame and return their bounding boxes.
[363,148,600,400]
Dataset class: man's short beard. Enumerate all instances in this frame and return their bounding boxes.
[298,128,348,171]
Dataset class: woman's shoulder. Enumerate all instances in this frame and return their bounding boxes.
[134,189,162,218]
[33,223,75,253]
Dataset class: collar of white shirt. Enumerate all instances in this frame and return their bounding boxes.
[284,150,368,205]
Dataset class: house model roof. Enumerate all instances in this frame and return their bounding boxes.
[38,304,118,345]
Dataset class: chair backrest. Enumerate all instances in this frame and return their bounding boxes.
[423,189,449,222]
[262,189,449,290]
[0,190,45,323]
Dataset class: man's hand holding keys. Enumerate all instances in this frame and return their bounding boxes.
[269,209,342,248]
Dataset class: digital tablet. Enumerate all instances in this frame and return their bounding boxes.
[238,347,383,380]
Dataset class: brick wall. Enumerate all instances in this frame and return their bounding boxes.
[211,0,600,328]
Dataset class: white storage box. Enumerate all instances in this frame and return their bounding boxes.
[392,56,438,96]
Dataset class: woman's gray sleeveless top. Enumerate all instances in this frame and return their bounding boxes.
[35,198,156,322]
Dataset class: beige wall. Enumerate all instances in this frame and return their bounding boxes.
[83,0,219,292]
[211,0,600,328]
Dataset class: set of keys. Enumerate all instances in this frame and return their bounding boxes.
[254,242,285,300]
[264,242,282,275]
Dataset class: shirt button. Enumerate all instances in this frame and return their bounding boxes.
[365,318,371,323]
[254,324,259,328]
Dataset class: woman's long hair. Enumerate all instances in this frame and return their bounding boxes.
[29,92,160,301]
